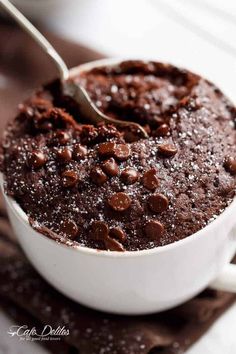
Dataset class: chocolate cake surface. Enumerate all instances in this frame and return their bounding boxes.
[1,60,236,251]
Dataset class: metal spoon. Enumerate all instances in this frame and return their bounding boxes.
[0,0,148,138]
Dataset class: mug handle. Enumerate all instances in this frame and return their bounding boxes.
[210,263,236,292]
[210,226,236,293]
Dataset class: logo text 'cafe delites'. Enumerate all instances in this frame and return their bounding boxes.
[8,325,70,341]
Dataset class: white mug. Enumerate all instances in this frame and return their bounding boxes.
[1,58,236,315]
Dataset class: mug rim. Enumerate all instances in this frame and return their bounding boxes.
[2,57,236,258]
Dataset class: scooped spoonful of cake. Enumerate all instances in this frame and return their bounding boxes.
[0,0,148,139]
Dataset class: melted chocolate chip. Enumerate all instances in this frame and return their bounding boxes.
[144,220,164,240]
[55,130,70,145]
[142,168,159,190]
[27,151,47,169]
[104,236,125,251]
[101,158,119,177]
[90,167,108,185]
[59,219,78,239]
[121,167,139,185]
[224,156,236,175]
[62,170,78,187]
[109,227,126,242]
[158,144,177,157]
[108,192,131,211]
[57,148,72,163]
[154,124,170,137]
[113,144,131,161]
[91,221,108,241]
[148,193,169,213]
[73,144,87,160]
[97,142,116,158]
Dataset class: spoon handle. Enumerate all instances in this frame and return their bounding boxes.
[0,0,69,81]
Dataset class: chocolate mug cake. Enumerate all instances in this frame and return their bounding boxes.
[1,60,236,251]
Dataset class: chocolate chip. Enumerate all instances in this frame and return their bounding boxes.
[121,167,139,184]
[91,221,108,241]
[57,147,72,163]
[62,170,78,187]
[113,144,131,161]
[109,227,126,242]
[101,158,119,177]
[108,192,131,211]
[142,168,159,190]
[97,142,130,161]
[104,236,125,252]
[148,193,169,213]
[73,144,87,160]
[144,220,164,240]
[224,156,236,175]
[90,167,107,185]
[27,150,47,169]
[55,130,70,144]
[97,142,116,158]
[154,124,170,137]
[158,144,177,157]
[60,219,78,239]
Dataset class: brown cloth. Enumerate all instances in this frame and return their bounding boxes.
[0,20,235,354]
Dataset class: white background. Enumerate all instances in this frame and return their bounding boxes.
[1,0,236,353]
